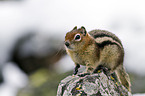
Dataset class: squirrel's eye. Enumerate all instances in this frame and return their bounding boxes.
[75,35,80,40]
[74,34,81,41]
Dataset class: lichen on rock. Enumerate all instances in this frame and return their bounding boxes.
[57,70,132,96]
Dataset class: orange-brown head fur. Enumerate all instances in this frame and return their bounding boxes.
[65,26,93,51]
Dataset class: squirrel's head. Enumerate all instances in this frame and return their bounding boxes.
[65,26,88,51]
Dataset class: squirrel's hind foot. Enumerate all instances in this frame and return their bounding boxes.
[93,65,110,75]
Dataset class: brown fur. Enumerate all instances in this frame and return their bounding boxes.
[65,26,131,92]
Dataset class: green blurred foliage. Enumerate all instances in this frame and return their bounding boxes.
[17,69,72,96]
[129,72,145,94]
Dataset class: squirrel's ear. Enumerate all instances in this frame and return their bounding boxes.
[80,26,87,36]
[72,26,77,30]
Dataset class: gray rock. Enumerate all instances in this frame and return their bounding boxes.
[57,71,132,96]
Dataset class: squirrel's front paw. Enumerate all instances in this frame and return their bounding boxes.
[73,64,80,75]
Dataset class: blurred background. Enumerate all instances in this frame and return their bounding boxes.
[0,0,145,96]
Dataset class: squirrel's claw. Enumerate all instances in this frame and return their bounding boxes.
[78,73,90,77]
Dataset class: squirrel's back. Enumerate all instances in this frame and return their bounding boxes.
[89,29,123,49]
[89,30,124,70]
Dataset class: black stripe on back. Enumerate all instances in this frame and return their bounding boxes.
[94,33,111,38]
[96,40,119,48]
[93,33,122,46]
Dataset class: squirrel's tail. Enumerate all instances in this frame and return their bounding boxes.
[116,65,131,92]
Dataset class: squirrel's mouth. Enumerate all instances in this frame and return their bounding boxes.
[65,45,73,50]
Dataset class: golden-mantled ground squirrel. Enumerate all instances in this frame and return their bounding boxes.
[64,26,131,92]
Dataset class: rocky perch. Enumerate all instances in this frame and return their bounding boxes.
[57,70,132,96]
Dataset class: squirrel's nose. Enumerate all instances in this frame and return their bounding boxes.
[65,41,70,47]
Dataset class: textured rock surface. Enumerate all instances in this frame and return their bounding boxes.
[57,71,132,96]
